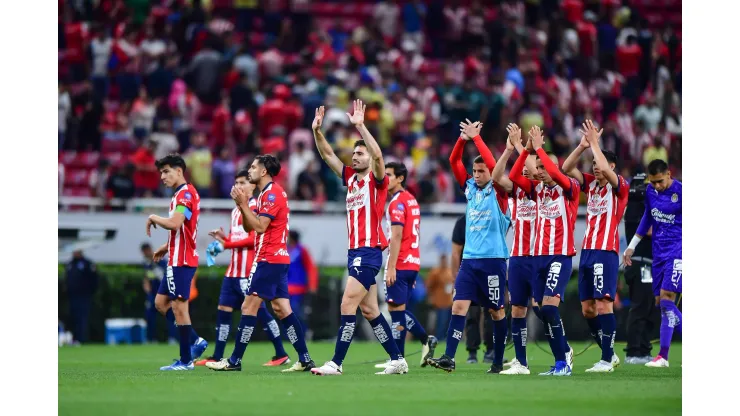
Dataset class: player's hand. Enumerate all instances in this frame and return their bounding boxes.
[462,119,483,139]
[146,215,157,237]
[209,227,226,240]
[529,125,544,150]
[231,185,247,206]
[346,99,366,126]
[581,119,603,146]
[623,248,634,267]
[385,268,397,287]
[578,134,590,149]
[153,245,167,262]
[506,123,521,151]
[312,106,325,131]
[459,120,471,140]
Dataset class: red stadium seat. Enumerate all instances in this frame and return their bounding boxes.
[65,169,91,187]
[62,186,92,197]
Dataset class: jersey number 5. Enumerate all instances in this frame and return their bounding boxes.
[411,218,420,249]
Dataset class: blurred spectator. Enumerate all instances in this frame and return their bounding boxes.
[402,0,426,51]
[287,230,319,333]
[130,87,157,140]
[59,84,71,150]
[170,80,200,151]
[186,37,223,105]
[211,146,236,199]
[130,140,160,197]
[150,120,180,160]
[89,159,111,199]
[642,135,669,169]
[634,93,662,134]
[374,0,400,41]
[295,159,323,202]
[184,133,213,198]
[288,141,315,195]
[107,162,136,206]
[89,28,112,101]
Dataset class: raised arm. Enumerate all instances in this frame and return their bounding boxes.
[449,136,469,187]
[509,149,534,194]
[492,123,520,193]
[312,106,344,178]
[583,120,619,188]
[347,99,385,182]
[530,125,574,192]
[561,135,588,185]
[463,120,495,172]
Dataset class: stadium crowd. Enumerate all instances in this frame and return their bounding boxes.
[58,0,682,204]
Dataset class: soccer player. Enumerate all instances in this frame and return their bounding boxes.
[509,126,579,376]
[310,102,408,375]
[195,169,291,367]
[561,120,626,372]
[206,155,316,372]
[375,161,438,369]
[426,120,511,374]
[623,159,681,368]
[145,153,208,371]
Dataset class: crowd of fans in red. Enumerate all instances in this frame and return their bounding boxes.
[58,0,681,205]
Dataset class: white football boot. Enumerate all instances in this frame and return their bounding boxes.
[645,356,670,368]
[311,361,343,376]
[375,358,409,375]
[585,360,614,373]
[611,353,621,368]
[500,360,530,375]
[374,359,391,369]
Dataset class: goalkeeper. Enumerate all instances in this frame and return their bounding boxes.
[196,169,291,367]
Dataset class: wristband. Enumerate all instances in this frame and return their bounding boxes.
[627,235,642,251]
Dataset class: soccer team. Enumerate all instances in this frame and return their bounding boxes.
[144,99,682,375]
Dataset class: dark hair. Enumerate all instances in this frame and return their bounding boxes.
[353,140,367,149]
[140,243,151,251]
[385,161,408,187]
[602,150,618,165]
[647,159,669,175]
[289,230,300,243]
[473,155,484,165]
[254,154,281,177]
[235,169,249,180]
[155,153,186,171]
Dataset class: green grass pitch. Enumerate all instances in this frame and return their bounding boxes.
[59,342,681,416]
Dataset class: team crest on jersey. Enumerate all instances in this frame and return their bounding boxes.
[184,192,192,200]
[396,203,404,210]
[671,193,678,203]
[268,193,276,202]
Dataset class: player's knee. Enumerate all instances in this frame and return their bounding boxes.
[154,298,169,315]
[240,295,261,316]
[581,301,597,318]
[511,305,527,318]
[271,301,291,319]
[659,292,676,302]
[387,302,405,312]
[595,299,613,315]
[340,296,360,315]
[489,308,505,321]
[451,301,468,316]
[359,303,379,320]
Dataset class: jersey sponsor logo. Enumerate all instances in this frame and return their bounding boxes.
[539,200,564,219]
[184,192,192,200]
[274,248,290,257]
[650,208,676,224]
[396,203,405,210]
[346,186,369,211]
[402,254,421,265]
[352,257,362,267]
[340,322,356,342]
[407,199,418,207]
[267,193,276,202]
[673,259,682,271]
[587,193,609,215]
[372,323,390,343]
[411,208,420,216]
[516,198,537,220]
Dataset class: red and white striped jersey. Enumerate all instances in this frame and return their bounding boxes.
[581,173,629,253]
[224,198,258,277]
[533,178,580,256]
[254,182,291,264]
[343,166,389,251]
[510,184,539,257]
[386,190,421,271]
[167,183,200,267]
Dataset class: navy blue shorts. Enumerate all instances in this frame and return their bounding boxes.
[347,247,383,290]
[532,255,573,304]
[578,250,619,302]
[218,277,249,309]
[247,262,289,301]
[508,256,537,307]
[384,270,418,305]
[157,266,197,301]
[454,258,507,310]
